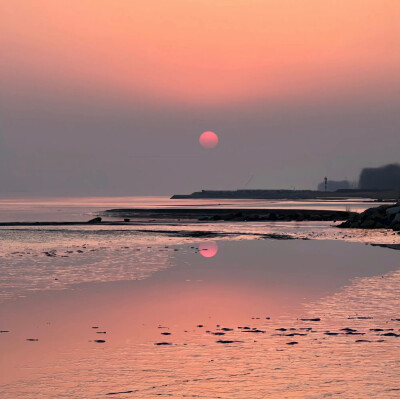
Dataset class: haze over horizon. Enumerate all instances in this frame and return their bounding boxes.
[1,0,399,196]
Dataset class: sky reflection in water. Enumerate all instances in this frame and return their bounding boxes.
[0,238,399,398]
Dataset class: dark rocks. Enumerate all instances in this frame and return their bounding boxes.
[261,234,295,240]
[338,203,400,231]
[26,338,39,341]
[360,219,376,229]
[94,340,106,343]
[286,341,298,345]
[161,332,171,335]
[104,207,353,222]
[154,342,171,345]
[88,217,102,224]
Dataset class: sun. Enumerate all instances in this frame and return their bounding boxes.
[199,131,219,149]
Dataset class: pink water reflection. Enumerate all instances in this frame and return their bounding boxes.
[199,241,218,257]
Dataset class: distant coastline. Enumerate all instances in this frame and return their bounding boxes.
[171,189,400,201]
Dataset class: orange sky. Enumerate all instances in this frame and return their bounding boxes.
[1,0,399,106]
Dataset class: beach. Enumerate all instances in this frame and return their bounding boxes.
[0,197,399,398]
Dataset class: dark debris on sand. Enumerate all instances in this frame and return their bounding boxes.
[300,318,321,322]
[106,390,136,396]
[216,340,242,344]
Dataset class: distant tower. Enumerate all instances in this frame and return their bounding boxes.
[324,177,328,192]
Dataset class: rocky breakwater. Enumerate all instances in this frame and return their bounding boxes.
[103,208,354,222]
[338,203,400,231]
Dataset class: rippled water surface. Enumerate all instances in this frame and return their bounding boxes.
[0,197,399,398]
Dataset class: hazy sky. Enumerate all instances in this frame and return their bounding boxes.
[1,0,399,196]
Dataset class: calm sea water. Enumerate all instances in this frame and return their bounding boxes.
[0,197,399,398]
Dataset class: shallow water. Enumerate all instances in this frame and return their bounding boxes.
[1,220,399,304]
[1,239,399,398]
[0,197,399,398]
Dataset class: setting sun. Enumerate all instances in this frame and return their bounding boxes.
[199,131,219,149]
